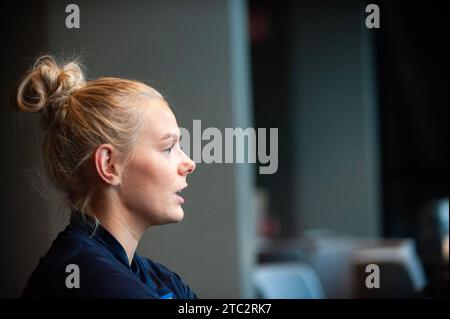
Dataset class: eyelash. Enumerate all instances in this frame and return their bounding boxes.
[164,141,183,155]
[165,143,175,154]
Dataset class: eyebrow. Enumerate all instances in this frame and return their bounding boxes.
[159,133,182,142]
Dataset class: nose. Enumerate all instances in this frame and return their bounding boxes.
[179,154,196,176]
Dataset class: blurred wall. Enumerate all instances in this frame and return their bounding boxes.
[0,1,56,299]
[1,0,256,298]
[289,0,381,237]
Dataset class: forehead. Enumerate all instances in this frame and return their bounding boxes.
[139,98,179,140]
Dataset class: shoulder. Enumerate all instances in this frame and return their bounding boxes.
[68,251,157,298]
[22,228,156,299]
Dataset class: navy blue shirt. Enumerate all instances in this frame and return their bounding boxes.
[22,212,198,299]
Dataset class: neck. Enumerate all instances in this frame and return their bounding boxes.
[92,191,146,265]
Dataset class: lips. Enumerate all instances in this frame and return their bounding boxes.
[175,184,188,194]
[175,184,188,204]
[175,193,185,204]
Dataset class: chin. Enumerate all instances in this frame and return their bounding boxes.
[145,207,184,226]
[174,208,185,222]
[166,207,184,224]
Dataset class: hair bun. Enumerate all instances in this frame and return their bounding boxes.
[15,55,86,129]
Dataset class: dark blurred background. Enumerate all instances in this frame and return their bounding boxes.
[250,0,448,298]
[1,0,448,298]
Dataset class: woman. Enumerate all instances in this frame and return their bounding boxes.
[14,55,197,299]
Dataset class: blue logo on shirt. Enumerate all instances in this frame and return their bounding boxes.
[160,292,173,299]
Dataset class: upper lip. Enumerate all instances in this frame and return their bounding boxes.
[176,184,188,194]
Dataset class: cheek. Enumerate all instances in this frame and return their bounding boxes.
[122,153,176,201]
[118,151,184,225]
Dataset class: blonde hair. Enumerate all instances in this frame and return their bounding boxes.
[14,55,163,218]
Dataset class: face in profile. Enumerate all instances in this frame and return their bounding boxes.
[118,97,196,227]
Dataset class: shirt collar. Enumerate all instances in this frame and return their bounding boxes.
[70,209,136,270]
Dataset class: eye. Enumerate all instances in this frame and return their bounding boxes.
[164,143,175,155]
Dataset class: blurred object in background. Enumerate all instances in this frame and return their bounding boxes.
[255,188,280,239]
[253,262,325,299]
[249,6,271,45]
[417,198,449,274]
[256,235,438,298]
[436,199,449,262]
[416,198,449,298]
[352,239,426,298]
[443,236,449,263]
[257,234,362,298]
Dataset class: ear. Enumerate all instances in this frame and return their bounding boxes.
[94,144,123,186]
